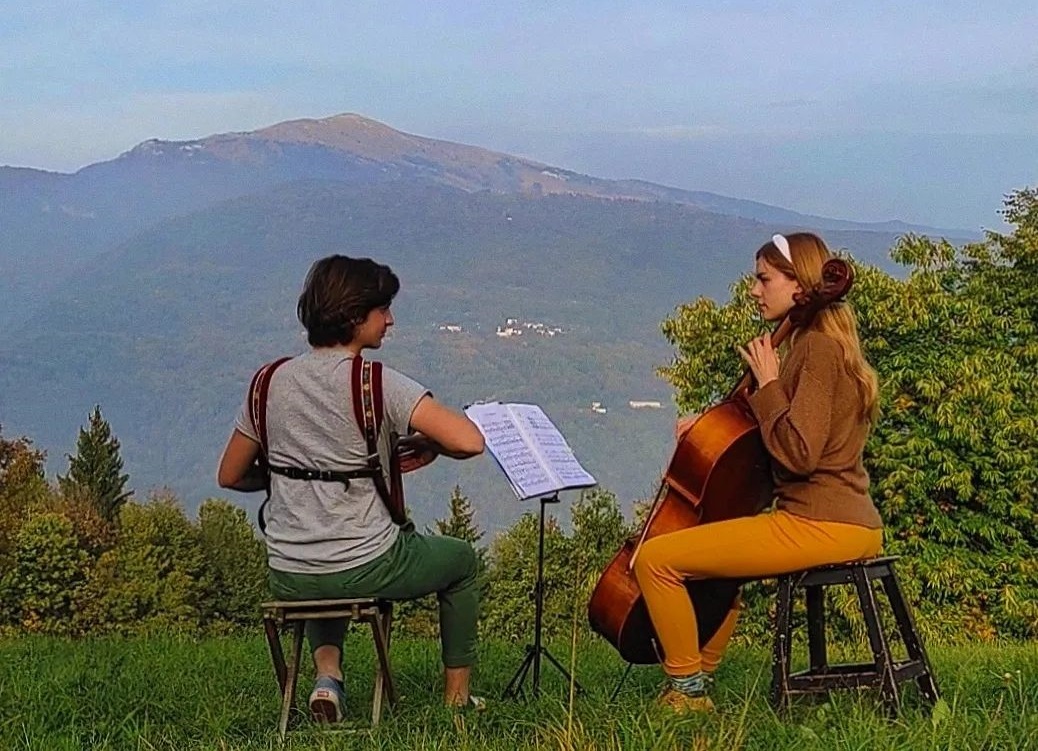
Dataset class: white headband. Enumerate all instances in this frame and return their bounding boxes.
[772,234,792,263]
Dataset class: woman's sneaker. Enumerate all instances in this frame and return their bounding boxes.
[460,695,487,712]
[657,685,715,714]
[309,676,345,724]
[446,694,487,713]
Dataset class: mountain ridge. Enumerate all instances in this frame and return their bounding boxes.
[115,114,978,237]
[5,113,973,237]
[0,114,975,329]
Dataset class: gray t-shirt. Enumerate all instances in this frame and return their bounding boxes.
[235,350,429,574]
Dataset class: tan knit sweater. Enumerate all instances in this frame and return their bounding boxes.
[747,329,882,529]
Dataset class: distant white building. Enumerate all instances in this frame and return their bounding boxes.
[629,400,663,409]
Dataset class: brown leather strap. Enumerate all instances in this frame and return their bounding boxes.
[249,357,292,456]
[247,356,291,535]
[350,355,366,445]
[371,360,385,428]
[247,365,266,449]
[349,356,405,525]
[351,356,383,455]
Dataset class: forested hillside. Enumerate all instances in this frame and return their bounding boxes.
[0,179,911,527]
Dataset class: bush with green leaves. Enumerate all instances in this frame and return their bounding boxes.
[75,493,209,634]
[481,488,631,643]
[482,509,570,642]
[197,498,268,631]
[2,512,89,634]
[0,429,50,570]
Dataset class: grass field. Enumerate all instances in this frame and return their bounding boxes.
[1,633,1035,750]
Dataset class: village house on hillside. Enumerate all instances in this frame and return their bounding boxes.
[495,316,564,338]
[628,400,662,409]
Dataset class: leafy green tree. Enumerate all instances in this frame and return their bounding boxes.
[2,512,89,634]
[479,490,635,644]
[658,187,1038,640]
[0,428,47,498]
[568,488,631,575]
[0,428,50,570]
[197,498,267,631]
[565,488,632,621]
[59,406,132,525]
[46,487,117,558]
[75,492,207,634]
[483,509,572,642]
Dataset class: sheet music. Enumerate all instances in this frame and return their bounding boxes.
[509,404,597,488]
[466,402,553,497]
[465,402,596,500]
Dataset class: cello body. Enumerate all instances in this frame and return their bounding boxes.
[587,398,773,663]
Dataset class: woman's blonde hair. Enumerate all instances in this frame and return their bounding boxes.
[757,232,880,423]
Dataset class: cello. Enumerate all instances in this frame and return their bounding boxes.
[587,258,855,664]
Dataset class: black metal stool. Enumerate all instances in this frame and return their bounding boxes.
[771,556,940,714]
[261,598,396,739]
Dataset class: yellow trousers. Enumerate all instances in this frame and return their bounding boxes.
[633,509,882,676]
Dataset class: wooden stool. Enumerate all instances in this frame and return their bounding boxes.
[261,598,396,739]
[771,556,940,714]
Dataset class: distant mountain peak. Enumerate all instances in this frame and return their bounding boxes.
[117,112,534,181]
[248,111,510,163]
[105,113,970,238]
[253,112,406,143]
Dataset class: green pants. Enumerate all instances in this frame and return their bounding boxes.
[268,526,480,668]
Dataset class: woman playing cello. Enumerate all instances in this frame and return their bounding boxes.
[634,232,883,713]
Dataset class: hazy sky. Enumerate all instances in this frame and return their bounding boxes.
[2,1,1035,229]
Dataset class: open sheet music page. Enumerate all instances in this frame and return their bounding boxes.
[464,402,597,500]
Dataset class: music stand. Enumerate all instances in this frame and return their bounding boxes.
[461,401,595,699]
[502,492,584,698]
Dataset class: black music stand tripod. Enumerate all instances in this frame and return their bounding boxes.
[503,492,584,699]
